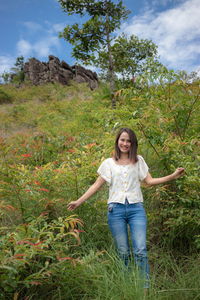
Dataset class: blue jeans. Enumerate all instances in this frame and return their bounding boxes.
[108,200,150,288]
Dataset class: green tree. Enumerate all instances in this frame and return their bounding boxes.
[58,0,130,107]
[1,72,12,84]
[11,56,25,83]
[97,33,159,83]
[14,56,25,71]
[1,56,25,84]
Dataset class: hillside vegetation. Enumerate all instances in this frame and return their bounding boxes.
[0,76,200,299]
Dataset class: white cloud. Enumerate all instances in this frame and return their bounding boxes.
[121,0,200,71]
[16,21,64,59]
[195,67,200,77]
[17,39,32,56]
[33,36,60,57]
[16,36,61,58]
[0,56,15,74]
[82,63,99,73]
[52,23,66,33]
[23,21,43,32]
[43,21,66,34]
[150,0,185,8]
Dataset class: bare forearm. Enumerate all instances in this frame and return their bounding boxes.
[145,174,174,186]
[67,176,106,211]
[77,184,100,204]
[144,168,184,186]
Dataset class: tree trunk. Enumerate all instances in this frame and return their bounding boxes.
[106,12,116,109]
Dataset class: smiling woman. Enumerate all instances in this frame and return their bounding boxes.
[118,132,131,153]
[114,128,138,163]
[67,127,185,290]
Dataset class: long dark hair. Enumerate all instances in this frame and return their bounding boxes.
[114,128,138,163]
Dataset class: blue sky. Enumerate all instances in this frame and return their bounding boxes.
[0,0,200,75]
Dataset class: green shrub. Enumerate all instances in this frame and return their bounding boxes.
[0,88,12,104]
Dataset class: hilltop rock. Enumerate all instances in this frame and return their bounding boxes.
[23,55,98,90]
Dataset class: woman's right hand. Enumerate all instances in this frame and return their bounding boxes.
[67,200,81,211]
[67,177,106,211]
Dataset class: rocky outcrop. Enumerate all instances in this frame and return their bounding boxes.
[23,55,98,89]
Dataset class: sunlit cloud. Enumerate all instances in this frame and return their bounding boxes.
[0,56,15,74]
[16,36,61,58]
[121,0,200,72]
[23,21,43,32]
[33,36,60,57]
[16,21,64,59]
[17,39,32,56]
[148,0,185,8]
[52,23,66,33]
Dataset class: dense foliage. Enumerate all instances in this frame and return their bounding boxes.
[0,72,199,299]
[98,33,159,81]
[59,0,130,107]
[1,56,25,85]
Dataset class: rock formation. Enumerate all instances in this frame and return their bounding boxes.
[23,55,98,90]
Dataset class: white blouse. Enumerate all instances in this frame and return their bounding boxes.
[97,155,149,204]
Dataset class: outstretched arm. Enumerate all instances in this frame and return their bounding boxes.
[144,167,185,186]
[67,176,106,211]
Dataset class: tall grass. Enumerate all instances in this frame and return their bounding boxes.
[70,249,200,300]
[34,249,200,300]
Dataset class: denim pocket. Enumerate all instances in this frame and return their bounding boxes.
[108,203,116,212]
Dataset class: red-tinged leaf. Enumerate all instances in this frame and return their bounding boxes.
[38,188,49,192]
[24,189,31,192]
[57,256,73,261]
[75,218,84,226]
[84,143,96,149]
[21,154,32,158]
[33,241,43,246]
[67,149,76,153]
[53,169,64,173]
[67,136,76,142]
[13,253,26,259]
[35,166,43,170]
[34,181,41,185]
[1,204,16,211]
[40,211,49,216]
[29,281,42,285]
[17,240,34,246]
[7,205,16,210]
[21,143,27,147]
[0,180,8,184]
[22,223,30,227]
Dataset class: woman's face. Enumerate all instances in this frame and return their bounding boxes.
[118,131,131,154]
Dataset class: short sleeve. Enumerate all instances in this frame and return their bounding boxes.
[97,159,112,184]
[138,155,149,181]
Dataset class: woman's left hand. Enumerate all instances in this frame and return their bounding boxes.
[172,167,185,179]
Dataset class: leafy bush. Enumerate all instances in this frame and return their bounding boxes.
[0,88,12,104]
[0,214,83,298]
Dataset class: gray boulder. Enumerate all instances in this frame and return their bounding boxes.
[24,55,98,89]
